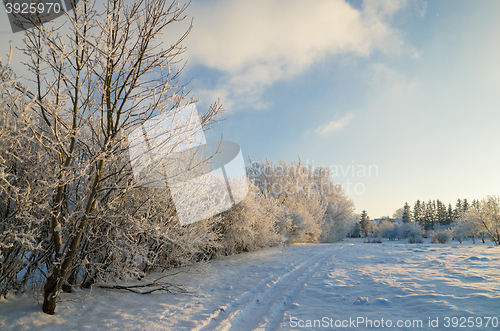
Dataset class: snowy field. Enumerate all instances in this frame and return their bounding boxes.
[1,238,499,330]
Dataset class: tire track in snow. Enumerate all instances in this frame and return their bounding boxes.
[260,248,340,331]
[195,247,337,331]
[193,251,316,331]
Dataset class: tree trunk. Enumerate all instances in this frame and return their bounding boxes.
[42,268,61,315]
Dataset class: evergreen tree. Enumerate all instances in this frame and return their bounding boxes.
[360,210,371,237]
[436,200,441,224]
[447,203,454,225]
[471,199,480,210]
[437,200,447,225]
[454,198,463,220]
[424,200,436,231]
[413,200,422,226]
[402,202,411,223]
[462,198,469,214]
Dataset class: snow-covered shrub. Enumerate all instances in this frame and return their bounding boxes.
[369,222,379,237]
[77,187,223,287]
[429,229,451,244]
[248,158,355,243]
[378,222,397,240]
[407,235,424,244]
[215,184,289,255]
[397,222,424,243]
[284,192,325,243]
[365,237,382,243]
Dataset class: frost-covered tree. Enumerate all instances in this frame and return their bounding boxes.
[247,158,355,243]
[248,158,324,243]
[453,210,482,244]
[0,60,48,298]
[285,191,325,243]
[477,196,500,245]
[452,196,500,245]
[314,166,356,243]
[392,207,404,220]
[5,0,225,314]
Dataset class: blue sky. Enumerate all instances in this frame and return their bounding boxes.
[1,0,500,218]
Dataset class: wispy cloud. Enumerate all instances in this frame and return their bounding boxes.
[370,63,420,94]
[172,0,409,111]
[315,112,354,135]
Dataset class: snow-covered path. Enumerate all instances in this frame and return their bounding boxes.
[1,239,499,330]
[194,246,338,331]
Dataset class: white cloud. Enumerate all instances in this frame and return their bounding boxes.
[174,0,409,110]
[315,112,354,135]
[370,63,419,94]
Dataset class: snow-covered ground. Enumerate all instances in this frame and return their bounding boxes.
[1,238,499,330]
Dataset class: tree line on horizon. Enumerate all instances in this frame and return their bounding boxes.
[351,197,500,245]
[401,198,478,231]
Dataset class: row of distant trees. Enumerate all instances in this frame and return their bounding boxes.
[399,197,500,243]
[399,198,477,230]
[353,197,500,245]
[349,210,424,243]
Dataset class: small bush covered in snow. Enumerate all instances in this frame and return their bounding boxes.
[215,184,289,255]
[429,229,451,244]
[397,222,424,243]
[365,237,383,244]
[378,222,398,240]
[407,235,424,244]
